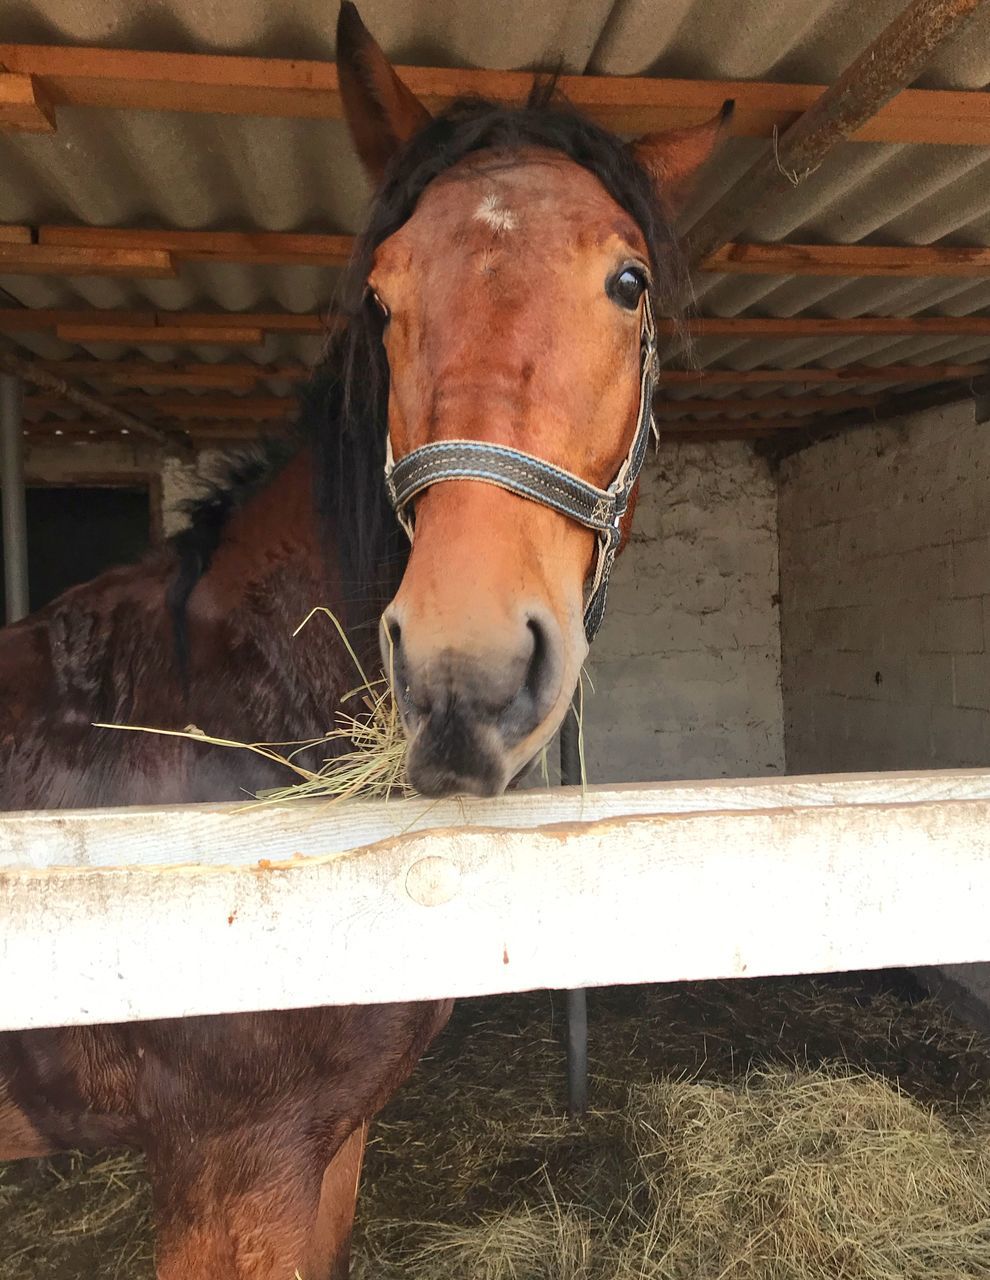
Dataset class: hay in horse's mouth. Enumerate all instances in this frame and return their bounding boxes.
[95,608,412,806]
[95,608,590,806]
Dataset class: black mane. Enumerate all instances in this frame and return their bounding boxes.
[174,83,687,637]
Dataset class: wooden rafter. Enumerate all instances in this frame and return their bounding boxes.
[3,42,990,144]
[27,393,294,420]
[24,390,889,428]
[30,359,307,387]
[55,324,266,347]
[680,316,990,338]
[655,393,884,418]
[0,243,177,278]
[23,418,272,441]
[0,226,981,279]
[655,364,988,385]
[0,71,55,132]
[26,359,987,390]
[0,309,326,335]
[706,243,990,279]
[39,226,354,268]
[4,308,990,341]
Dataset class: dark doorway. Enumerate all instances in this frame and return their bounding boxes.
[0,485,152,617]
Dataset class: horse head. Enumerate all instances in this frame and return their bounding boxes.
[336,2,730,796]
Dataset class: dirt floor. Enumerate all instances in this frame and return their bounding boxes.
[2,971,990,1278]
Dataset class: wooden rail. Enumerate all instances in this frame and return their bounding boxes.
[3,770,990,1031]
[3,44,990,144]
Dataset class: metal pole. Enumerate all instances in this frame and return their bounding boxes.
[559,704,589,1116]
[0,374,28,623]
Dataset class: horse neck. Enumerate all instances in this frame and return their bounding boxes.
[182,446,355,744]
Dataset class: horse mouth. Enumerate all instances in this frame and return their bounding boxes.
[402,701,570,798]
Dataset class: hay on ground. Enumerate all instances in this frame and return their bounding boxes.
[4,979,990,1280]
[363,1070,990,1280]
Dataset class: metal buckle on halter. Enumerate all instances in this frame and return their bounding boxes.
[381,293,658,643]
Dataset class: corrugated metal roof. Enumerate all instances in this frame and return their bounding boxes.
[2,0,990,428]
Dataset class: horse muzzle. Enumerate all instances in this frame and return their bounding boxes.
[381,606,565,797]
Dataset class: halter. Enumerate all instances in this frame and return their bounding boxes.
[383,292,659,643]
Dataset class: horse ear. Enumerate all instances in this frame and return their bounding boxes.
[336,2,432,183]
[628,101,734,218]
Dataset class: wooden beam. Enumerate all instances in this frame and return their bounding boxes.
[655,363,989,385]
[0,71,55,132]
[677,316,990,338]
[0,226,32,245]
[63,368,259,390]
[23,419,272,441]
[55,323,267,347]
[4,308,990,340]
[31,359,307,388]
[0,309,327,335]
[25,360,989,393]
[27,393,294,419]
[0,243,176,278]
[40,226,354,268]
[655,393,884,418]
[707,242,990,279]
[3,770,990,1029]
[31,227,990,279]
[684,0,988,266]
[2,42,990,145]
[662,419,815,436]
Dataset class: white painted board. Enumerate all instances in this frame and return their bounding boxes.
[2,771,990,1030]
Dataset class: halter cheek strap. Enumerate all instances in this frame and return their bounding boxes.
[383,293,659,643]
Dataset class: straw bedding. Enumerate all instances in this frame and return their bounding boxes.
[3,974,990,1279]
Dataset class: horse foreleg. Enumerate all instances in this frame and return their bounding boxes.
[149,1122,366,1280]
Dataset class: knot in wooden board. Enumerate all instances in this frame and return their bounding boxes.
[405,855,460,906]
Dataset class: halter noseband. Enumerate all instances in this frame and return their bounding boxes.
[383,293,659,643]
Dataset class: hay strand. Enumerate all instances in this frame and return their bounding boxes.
[95,608,589,803]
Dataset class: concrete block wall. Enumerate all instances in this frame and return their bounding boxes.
[585,441,784,783]
[779,398,990,774]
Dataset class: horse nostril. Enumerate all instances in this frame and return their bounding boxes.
[380,613,416,713]
[524,616,550,704]
[493,613,561,745]
[384,616,402,658]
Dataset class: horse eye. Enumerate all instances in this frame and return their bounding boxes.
[369,290,390,323]
[607,266,648,311]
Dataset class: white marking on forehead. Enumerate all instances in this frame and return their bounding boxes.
[473,192,518,235]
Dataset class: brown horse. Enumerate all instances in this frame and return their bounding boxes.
[0,6,728,1276]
